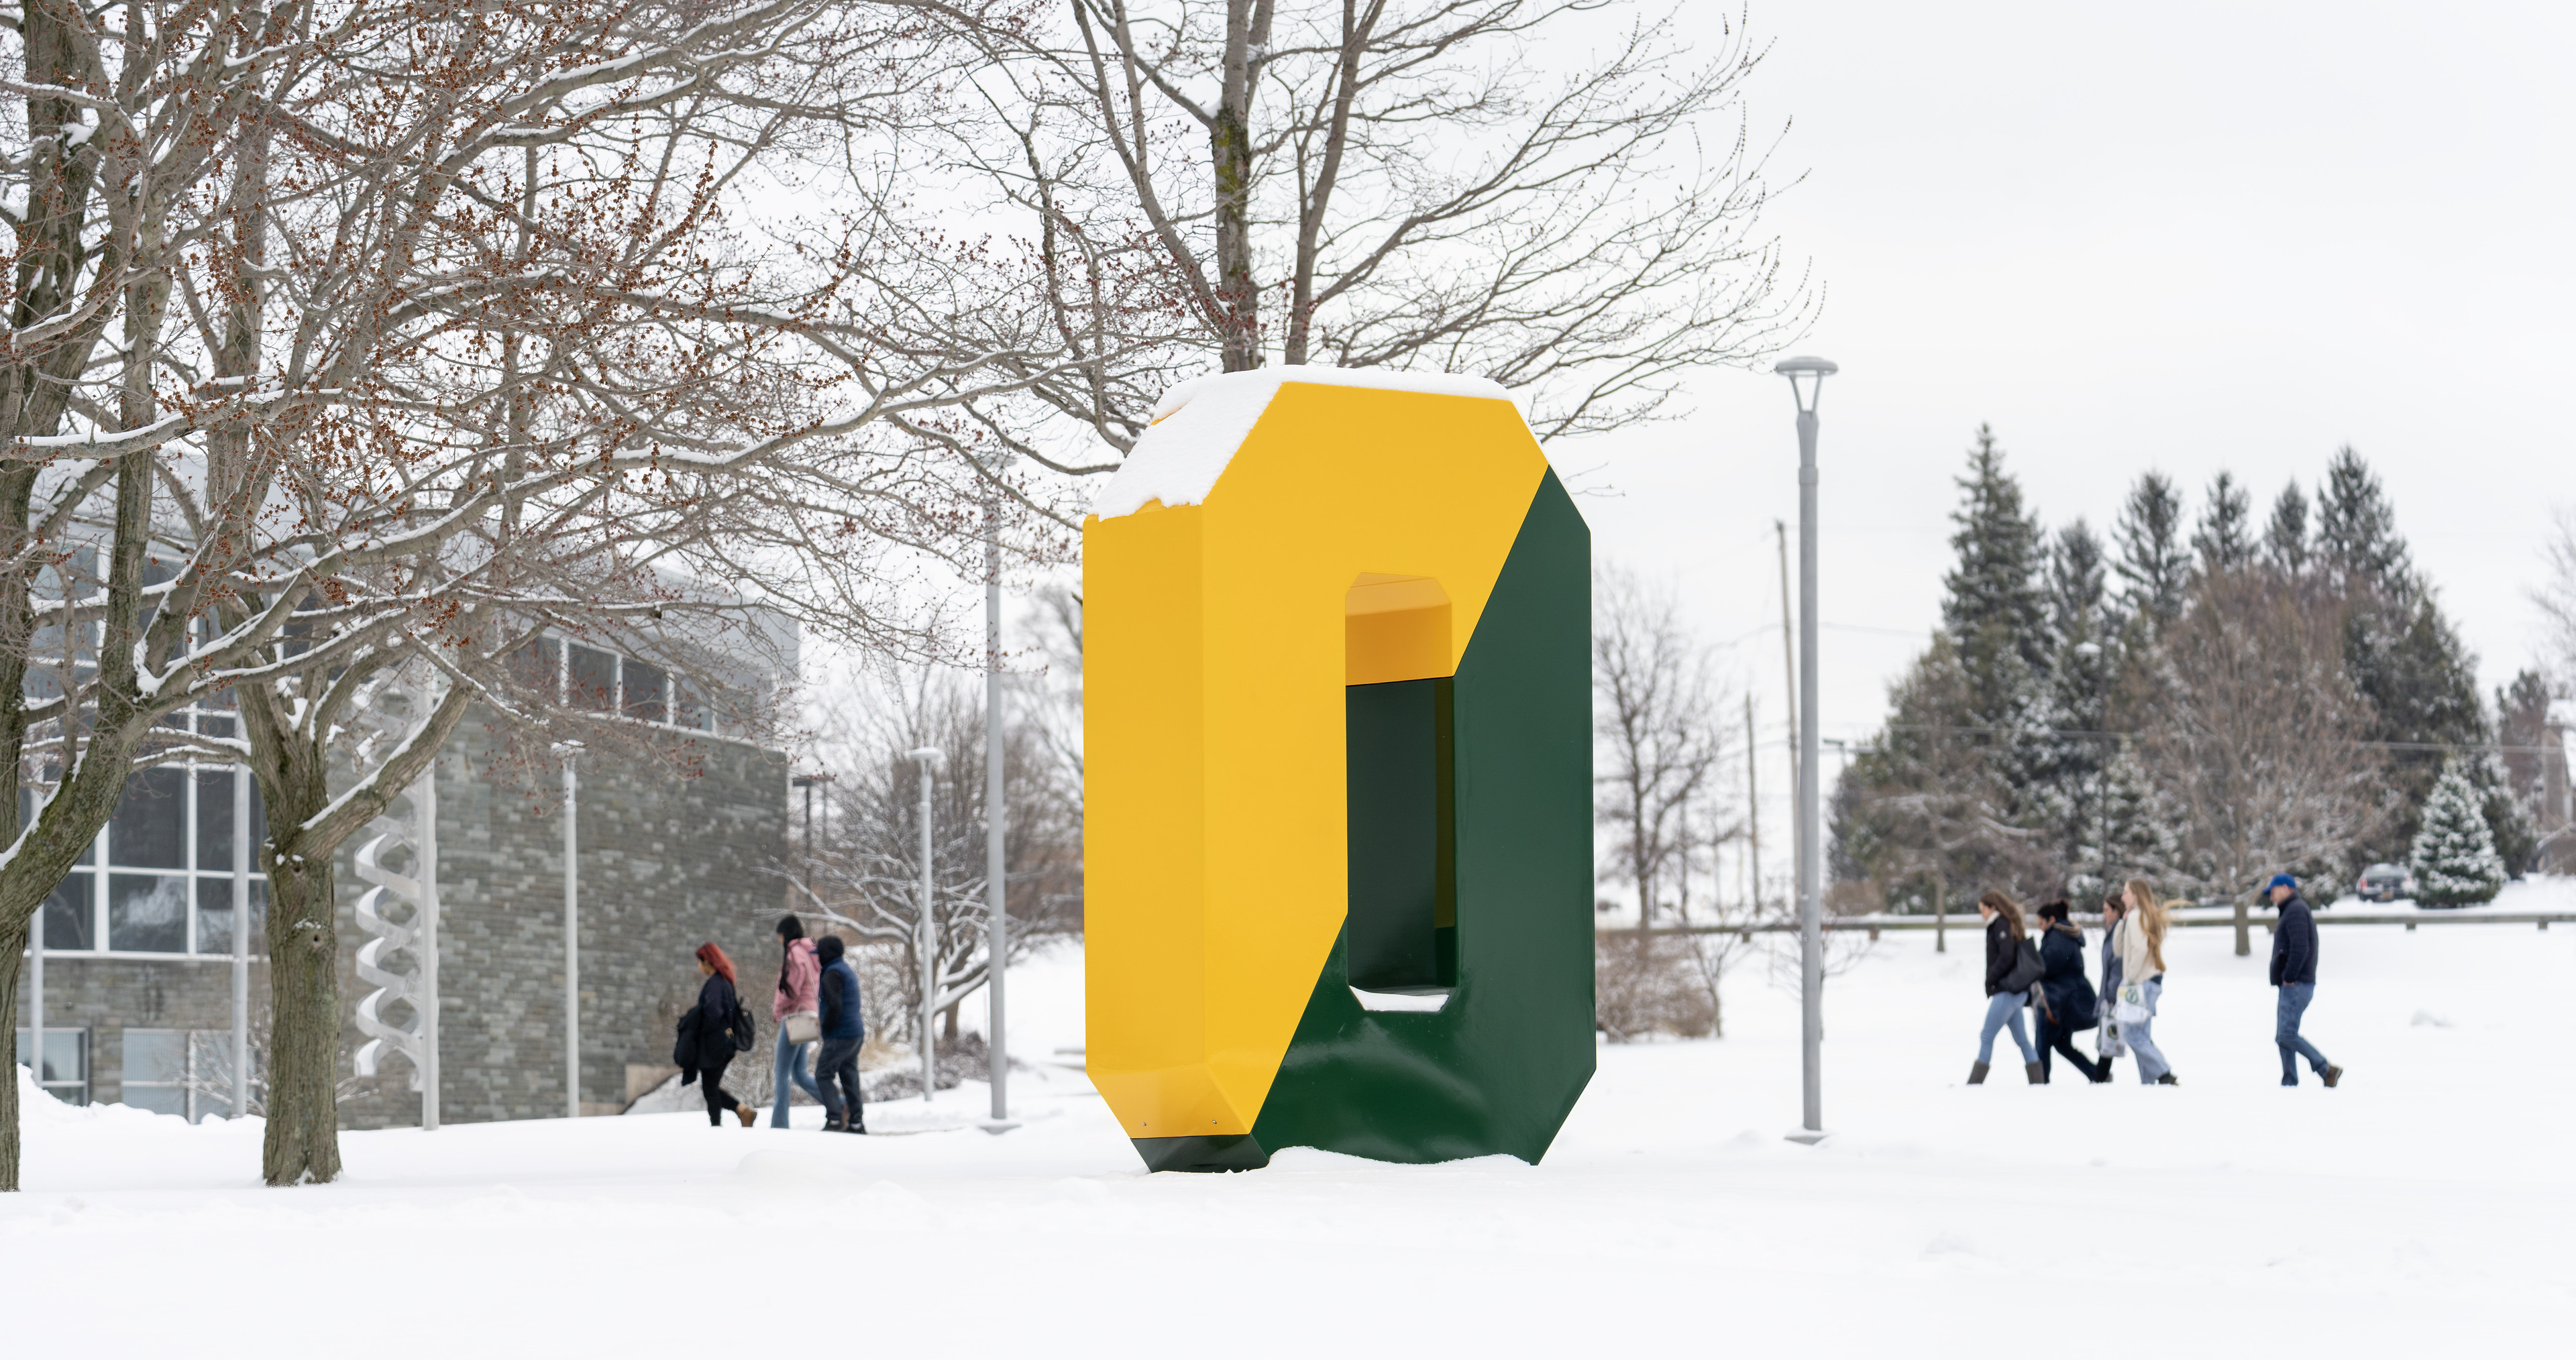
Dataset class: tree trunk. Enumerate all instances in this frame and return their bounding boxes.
[2233,897,2250,957]
[1933,871,1947,954]
[0,922,23,1191]
[256,742,342,1185]
[1211,0,1260,370]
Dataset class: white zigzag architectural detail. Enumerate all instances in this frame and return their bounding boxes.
[349,673,442,1125]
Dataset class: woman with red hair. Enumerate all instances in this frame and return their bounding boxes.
[676,942,757,1125]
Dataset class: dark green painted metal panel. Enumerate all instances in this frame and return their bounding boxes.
[1224,469,1593,1168]
[1345,677,1454,992]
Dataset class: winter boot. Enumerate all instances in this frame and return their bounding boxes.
[822,1115,847,1133]
[736,1102,758,1127]
[2155,1072,2180,1086]
[1968,1061,1990,1085]
[2024,1061,2045,1084]
[2320,1065,2344,1088]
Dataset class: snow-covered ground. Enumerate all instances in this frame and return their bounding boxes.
[7,883,2572,1356]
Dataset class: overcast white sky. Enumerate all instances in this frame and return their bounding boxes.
[1574,2,2575,819]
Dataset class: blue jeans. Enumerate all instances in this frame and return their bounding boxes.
[2276,982,2330,1084]
[2127,978,2170,1083]
[1978,991,2035,1065]
[770,1025,822,1127]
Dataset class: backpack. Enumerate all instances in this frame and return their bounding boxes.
[729,999,757,1053]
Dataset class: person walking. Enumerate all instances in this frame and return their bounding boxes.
[2095,893,2127,1082]
[2031,900,2108,1083]
[2267,874,2345,1088]
[813,935,867,1133]
[769,915,824,1128]
[2112,879,2178,1086]
[1970,890,2045,1084]
[678,942,757,1126]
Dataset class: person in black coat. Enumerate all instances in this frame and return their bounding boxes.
[2030,900,2108,1083]
[676,942,757,1126]
[2265,874,2343,1088]
[1971,890,2042,1084]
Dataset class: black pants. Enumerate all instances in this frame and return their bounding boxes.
[2035,1012,2106,1083]
[815,1035,865,1129]
[699,1062,741,1125]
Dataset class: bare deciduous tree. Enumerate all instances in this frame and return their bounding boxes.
[790,666,1083,1047]
[928,0,1813,481]
[2126,568,2390,954]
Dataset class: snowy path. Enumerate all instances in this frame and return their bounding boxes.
[5,908,2570,1356]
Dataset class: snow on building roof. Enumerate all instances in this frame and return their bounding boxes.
[1088,365,1518,521]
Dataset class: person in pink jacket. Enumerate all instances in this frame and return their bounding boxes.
[769,915,824,1127]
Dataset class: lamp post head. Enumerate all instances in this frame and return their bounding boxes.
[1773,355,1838,416]
[906,746,945,770]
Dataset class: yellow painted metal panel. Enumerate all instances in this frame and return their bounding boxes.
[1084,380,1548,1138]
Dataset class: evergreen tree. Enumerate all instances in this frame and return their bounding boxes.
[2065,741,2179,903]
[2264,479,2310,578]
[2408,760,2506,906]
[2021,520,2116,889]
[2317,445,2414,591]
[2313,447,2501,863]
[2191,471,2254,575]
[2112,471,2189,630]
[1940,424,2050,724]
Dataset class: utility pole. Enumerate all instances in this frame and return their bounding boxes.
[1744,695,1761,917]
[1774,520,1799,920]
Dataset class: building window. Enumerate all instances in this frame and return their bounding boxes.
[516,636,716,734]
[121,1028,190,1117]
[27,765,268,959]
[15,1026,88,1105]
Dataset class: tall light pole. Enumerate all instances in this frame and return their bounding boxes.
[983,478,1011,1125]
[1775,354,1837,1145]
[907,746,944,1102]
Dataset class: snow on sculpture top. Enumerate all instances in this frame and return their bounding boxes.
[1089,365,1519,521]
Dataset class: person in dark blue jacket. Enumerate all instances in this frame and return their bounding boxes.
[2031,901,2108,1083]
[2267,874,2343,1088]
[813,935,867,1133]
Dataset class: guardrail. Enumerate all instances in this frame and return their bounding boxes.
[1601,907,2575,940]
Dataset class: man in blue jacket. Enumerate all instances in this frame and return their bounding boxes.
[814,935,868,1133]
[2267,874,2343,1088]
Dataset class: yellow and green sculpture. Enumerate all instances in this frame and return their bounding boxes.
[1084,367,1593,1172]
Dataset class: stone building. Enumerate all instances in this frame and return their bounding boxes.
[16,640,791,1128]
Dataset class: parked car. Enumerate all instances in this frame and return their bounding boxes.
[2355,862,2415,903]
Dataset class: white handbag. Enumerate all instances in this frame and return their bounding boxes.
[784,1011,821,1045]
[2114,983,2152,1026]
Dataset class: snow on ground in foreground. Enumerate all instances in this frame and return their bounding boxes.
[7,892,2574,1357]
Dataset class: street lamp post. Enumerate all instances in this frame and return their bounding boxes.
[906,746,945,1102]
[1775,354,1837,1145]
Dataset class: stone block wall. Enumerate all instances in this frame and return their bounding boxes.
[28,708,788,1129]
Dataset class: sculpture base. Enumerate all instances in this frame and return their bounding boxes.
[1132,1133,1272,1173]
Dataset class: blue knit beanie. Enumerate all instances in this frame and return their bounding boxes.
[2266,873,2298,893]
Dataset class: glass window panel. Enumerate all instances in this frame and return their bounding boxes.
[198,714,235,739]
[568,645,615,712]
[622,660,667,724]
[196,770,236,870]
[510,638,561,696]
[17,1028,87,1087]
[123,1029,186,1084]
[108,874,189,952]
[195,879,235,955]
[249,878,268,945]
[39,872,93,951]
[111,767,188,868]
[203,686,235,710]
[154,708,191,733]
[122,1084,186,1117]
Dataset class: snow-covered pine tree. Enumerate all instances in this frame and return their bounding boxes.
[2409,760,2507,907]
[2112,471,2189,633]
[1941,424,2051,725]
[2066,740,2180,904]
